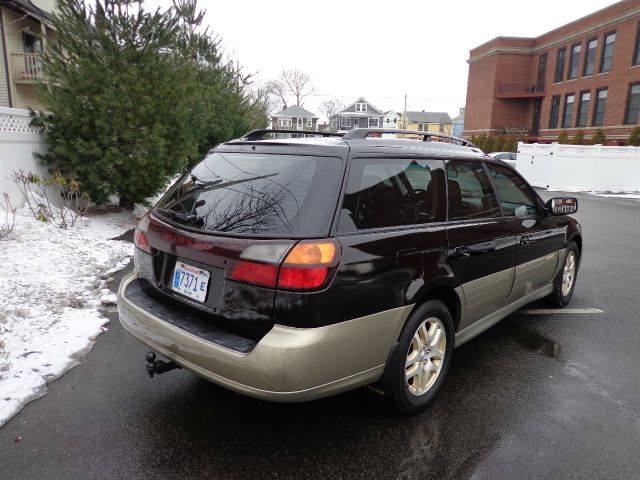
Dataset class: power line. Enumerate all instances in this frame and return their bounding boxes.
[306,93,465,102]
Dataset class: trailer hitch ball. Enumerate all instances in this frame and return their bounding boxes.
[145,351,180,378]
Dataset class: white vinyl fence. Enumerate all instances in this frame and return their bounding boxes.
[0,107,48,206]
[516,142,640,192]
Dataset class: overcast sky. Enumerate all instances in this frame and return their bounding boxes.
[152,0,617,120]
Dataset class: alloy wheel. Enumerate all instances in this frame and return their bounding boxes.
[405,317,446,396]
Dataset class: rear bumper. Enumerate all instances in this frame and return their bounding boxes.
[117,273,411,402]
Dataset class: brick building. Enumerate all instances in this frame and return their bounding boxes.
[463,0,640,144]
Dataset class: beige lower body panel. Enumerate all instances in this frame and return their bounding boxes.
[507,251,560,303]
[459,267,515,330]
[455,283,554,347]
[118,273,412,402]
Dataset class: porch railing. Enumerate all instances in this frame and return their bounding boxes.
[11,53,45,83]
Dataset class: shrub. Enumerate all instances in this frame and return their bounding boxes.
[572,130,585,145]
[628,126,640,146]
[557,130,569,144]
[10,170,89,229]
[0,193,16,240]
[591,129,607,145]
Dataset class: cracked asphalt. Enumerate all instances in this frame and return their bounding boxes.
[1,192,639,479]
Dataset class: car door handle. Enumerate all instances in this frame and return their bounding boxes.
[520,235,531,245]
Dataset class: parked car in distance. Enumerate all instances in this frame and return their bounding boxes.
[118,128,582,414]
[489,151,517,168]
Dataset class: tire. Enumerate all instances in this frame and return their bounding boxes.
[388,300,454,414]
[548,241,579,307]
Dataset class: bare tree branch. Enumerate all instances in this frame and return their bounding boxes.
[280,68,313,107]
[265,79,288,111]
[319,98,344,123]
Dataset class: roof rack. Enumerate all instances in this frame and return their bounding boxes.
[342,128,478,148]
[239,129,344,141]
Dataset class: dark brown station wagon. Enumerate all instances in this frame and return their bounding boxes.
[118,128,582,413]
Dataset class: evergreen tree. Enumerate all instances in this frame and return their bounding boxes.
[557,130,569,144]
[33,0,266,207]
[628,126,640,146]
[572,130,585,145]
[591,129,607,145]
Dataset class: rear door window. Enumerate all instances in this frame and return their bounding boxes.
[446,161,501,220]
[338,158,446,231]
[156,152,343,236]
[486,163,540,217]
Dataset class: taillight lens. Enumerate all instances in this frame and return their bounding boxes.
[134,214,152,254]
[230,261,279,288]
[278,241,339,290]
[228,240,340,291]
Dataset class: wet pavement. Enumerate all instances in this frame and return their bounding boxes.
[1,192,639,479]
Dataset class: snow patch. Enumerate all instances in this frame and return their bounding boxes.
[587,192,640,200]
[0,207,135,427]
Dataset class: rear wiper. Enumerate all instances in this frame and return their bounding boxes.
[156,208,204,226]
[190,174,222,187]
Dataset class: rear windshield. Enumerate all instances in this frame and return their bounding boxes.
[156,152,343,236]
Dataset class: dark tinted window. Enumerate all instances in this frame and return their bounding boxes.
[600,32,616,73]
[584,38,597,76]
[577,91,591,127]
[562,93,575,128]
[338,158,446,231]
[549,95,561,128]
[568,43,581,79]
[446,161,500,220]
[592,88,608,126]
[624,84,640,125]
[486,164,539,217]
[156,152,342,235]
[634,23,640,66]
[554,48,566,83]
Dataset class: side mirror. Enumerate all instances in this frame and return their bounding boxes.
[546,197,578,215]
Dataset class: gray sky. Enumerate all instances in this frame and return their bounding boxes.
[154,0,618,119]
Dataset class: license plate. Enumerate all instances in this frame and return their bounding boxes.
[172,261,210,303]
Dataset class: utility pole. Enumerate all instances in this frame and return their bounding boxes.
[403,94,407,129]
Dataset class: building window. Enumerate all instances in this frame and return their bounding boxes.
[600,32,616,73]
[568,43,581,79]
[549,95,561,128]
[583,38,597,76]
[562,94,575,128]
[634,23,640,66]
[22,32,42,53]
[624,84,640,125]
[341,117,351,127]
[592,88,608,126]
[576,91,591,127]
[355,103,367,113]
[369,118,379,128]
[554,48,566,83]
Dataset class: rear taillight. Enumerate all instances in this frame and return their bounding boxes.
[230,261,279,288]
[278,241,338,290]
[228,240,340,291]
[134,214,152,254]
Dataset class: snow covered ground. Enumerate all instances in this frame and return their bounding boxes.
[586,192,640,200]
[0,206,137,427]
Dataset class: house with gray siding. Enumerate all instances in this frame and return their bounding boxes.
[270,105,318,132]
[329,97,384,132]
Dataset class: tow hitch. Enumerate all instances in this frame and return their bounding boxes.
[145,351,181,378]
